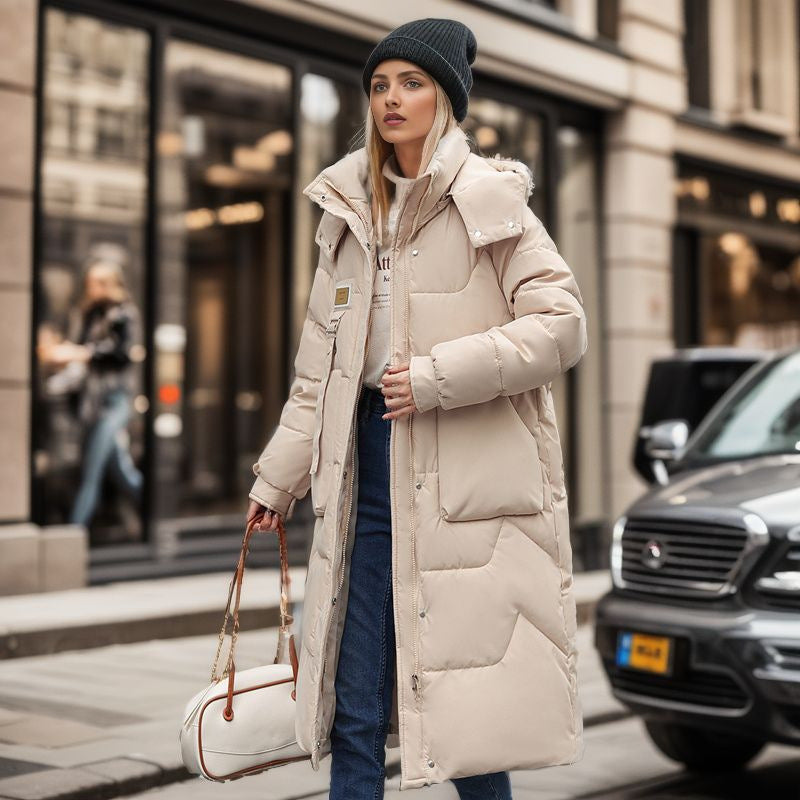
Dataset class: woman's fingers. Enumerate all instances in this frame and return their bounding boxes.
[380,363,418,419]
[247,499,281,532]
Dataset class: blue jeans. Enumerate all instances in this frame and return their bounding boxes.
[70,389,143,527]
[329,385,512,800]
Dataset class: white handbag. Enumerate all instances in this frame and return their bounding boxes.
[179,516,311,781]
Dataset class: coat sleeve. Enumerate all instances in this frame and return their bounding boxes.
[408,203,588,413]
[249,261,334,518]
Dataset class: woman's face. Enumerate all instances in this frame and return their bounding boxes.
[369,59,436,148]
[85,263,120,304]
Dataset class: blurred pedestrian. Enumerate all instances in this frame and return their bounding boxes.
[40,243,143,533]
[248,17,587,798]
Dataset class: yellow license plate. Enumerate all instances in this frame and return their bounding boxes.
[616,631,673,675]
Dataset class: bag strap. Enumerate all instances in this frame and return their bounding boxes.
[210,516,299,713]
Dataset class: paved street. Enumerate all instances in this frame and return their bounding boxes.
[0,609,798,800]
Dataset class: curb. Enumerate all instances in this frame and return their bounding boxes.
[0,606,285,661]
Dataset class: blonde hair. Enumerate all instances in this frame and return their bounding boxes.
[357,75,462,248]
[81,242,131,310]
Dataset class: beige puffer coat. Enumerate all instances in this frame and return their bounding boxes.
[249,125,588,789]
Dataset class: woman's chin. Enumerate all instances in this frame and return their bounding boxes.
[379,127,423,146]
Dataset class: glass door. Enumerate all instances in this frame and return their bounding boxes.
[154,40,294,534]
[34,7,150,547]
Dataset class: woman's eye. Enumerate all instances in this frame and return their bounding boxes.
[406,80,421,88]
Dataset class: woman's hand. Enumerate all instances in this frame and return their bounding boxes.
[247,499,282,533]
[39,341,91,368]
[380,362,418,420]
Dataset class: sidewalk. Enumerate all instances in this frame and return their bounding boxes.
[0,570,615,800]
[0,568,308,660]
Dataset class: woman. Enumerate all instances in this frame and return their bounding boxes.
[40,245,143,531]
[247,18,588,798]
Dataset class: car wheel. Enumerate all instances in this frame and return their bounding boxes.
[644,720,766,771]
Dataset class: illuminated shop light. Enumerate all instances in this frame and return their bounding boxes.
[205,164,245,187]
[159,384,181,405]
[748,191,767,218]
[154,324,186,353]
[256,129,293,156]
[184,202,264,228]
[233,145,275,172]
[777,198,800,224]
[158,131,183,156]
[475,125,499,150]
[185,208,215,230]
[675,176,710,200]
[718,232,749,255]
[154,413,182,438]
[218,201,264,225]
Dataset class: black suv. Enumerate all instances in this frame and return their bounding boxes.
[595,345,800,770]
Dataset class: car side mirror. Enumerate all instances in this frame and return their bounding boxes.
[643,419,690,461]
[640,419,690,486]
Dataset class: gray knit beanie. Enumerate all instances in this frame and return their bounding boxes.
[362,18,477,122]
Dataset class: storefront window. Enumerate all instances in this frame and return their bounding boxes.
[463,96,545,221]
[293,74,367,352]
[155,41,294,530]
[701,233,800,348]
[34,8,149,546]
[676,161,800,351]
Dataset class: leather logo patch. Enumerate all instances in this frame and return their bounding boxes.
[333,280,352,309]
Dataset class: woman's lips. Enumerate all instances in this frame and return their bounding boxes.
[384,116,406,125]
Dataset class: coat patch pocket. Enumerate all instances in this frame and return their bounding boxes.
[310,316,343,515]
[436,394,544,522]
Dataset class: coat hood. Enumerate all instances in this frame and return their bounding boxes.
[301,126,536,247]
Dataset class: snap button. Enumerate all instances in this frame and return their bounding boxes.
[419,610,426,617]
[507,220,514,228]
[332,597,337,605]
[343,470,348,479]
[411,249,419,256]
[415,482,421,489]
[428,759,435,768]
[320,194,326,201]
[366,242,371,249]
[473,229,482,237]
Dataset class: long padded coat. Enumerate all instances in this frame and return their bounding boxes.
[249,125,588,789]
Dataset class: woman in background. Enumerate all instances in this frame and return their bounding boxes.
[40,243,143,531]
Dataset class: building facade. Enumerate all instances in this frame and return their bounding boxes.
[0,0,798,593]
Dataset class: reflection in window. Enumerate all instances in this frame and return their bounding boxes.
[463,96,545,220]
[702,233,800,349]
[156,41,295,527]
[34,9,149,546]
[294,74,367,351]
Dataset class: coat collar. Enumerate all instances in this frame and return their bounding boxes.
[302,127,535,253]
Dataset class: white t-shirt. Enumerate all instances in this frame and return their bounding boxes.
[362,169,416,390]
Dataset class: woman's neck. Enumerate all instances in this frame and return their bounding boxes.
[393,139,425,179]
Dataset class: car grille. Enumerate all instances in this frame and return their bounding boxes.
[609,664,749,710]
[617,517,751,597]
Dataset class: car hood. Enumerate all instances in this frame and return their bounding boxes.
[629,454,800,531]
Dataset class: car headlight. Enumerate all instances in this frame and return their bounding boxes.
[755,540,800,595]
[610,515,627,588]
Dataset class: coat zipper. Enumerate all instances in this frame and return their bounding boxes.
[404,197,422,705]
[312,179,435,759]
[391,180,426,705]
[314,194,372,760]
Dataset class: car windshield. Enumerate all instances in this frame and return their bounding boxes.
[685,350,800,461]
